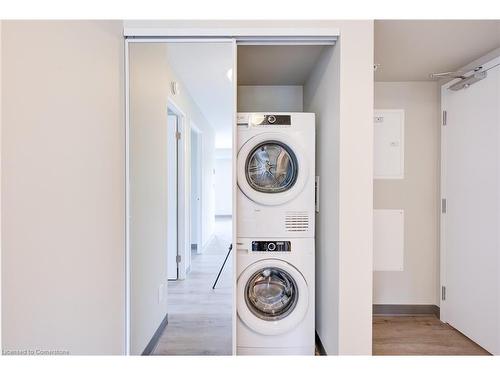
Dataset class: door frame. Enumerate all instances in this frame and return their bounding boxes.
[190,122,204,255]
[440,82,448,323]
[167,98,188,281]
[124,32,339,356]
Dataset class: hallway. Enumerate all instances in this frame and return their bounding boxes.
[153,217,233,355]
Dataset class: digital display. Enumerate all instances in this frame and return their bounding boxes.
[252,115,291,126]
[251,241,291,252]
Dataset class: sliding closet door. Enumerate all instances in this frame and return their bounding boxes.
[441,57,500,355]
[127,40,237,355]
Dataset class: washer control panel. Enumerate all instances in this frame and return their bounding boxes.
[251,241,291,252]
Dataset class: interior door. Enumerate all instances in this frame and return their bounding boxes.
[190,128,202,252]
[441,59,500,354]
[167,114,179,280]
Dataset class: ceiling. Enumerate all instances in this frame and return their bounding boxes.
[238,45,326,85]
[375,20,500,81]
[167,44,328,148]
[166,43,234,149]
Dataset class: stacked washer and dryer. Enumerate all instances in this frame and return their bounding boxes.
[236,112,316,355]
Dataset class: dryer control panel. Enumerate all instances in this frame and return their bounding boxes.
[237,114,291,127]
[253,115,291,126]
[251,241,291,252]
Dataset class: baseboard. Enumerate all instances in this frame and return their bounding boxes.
[373,304,440,318]
[315,331,327,356]
[142,313,168,355]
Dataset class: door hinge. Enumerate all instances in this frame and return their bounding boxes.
[441,286,446,301]
[175,131,181,140]
[176,254,181,263]
[442,110,447,126]
[441,198,447,213]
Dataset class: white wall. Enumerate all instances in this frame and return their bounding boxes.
[1,21,125,354]
[129,42,216,354]
[304,21,374,355]
[215,149,232,216]
[237,85,303,112]
[304,45,341,355]
[129,43,169,355]
[125,20,374,355]
[373,82,440,306]
[335,20,374,356]
[1,20,374,356]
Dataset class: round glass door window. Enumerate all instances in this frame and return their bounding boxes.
[245,267,298,321]
[245,141,298,193]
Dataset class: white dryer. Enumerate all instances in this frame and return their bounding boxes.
[237,113,315,238]
[236,237,315,355]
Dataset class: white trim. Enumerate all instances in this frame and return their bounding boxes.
[440,84,447,322]
[167,98,189,281]
[0,21,4,354]
[236,41,335,46]
[124,38,130,355]
[123,27,340,39]
[124,37,235,43]
[231,38,237,357]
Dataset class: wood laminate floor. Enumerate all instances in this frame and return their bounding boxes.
[373,315,491,355]
[153,217,233,355]
[152,221,490,357]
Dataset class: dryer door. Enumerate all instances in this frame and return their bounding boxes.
[237,259,309,336]
[238,133,308,206]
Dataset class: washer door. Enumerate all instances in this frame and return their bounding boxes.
[237,259,309,336]
[238,133,308,206]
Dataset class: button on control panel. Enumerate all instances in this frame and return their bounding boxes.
[251,241,291,252]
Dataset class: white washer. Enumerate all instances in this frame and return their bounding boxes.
[236,238,315,355]
[237,113,315,238]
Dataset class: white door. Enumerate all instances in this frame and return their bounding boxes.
[190,128,202,252]
[167,114,178,280]
[441,59,500,354]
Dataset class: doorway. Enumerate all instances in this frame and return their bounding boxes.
[372,26,499,354]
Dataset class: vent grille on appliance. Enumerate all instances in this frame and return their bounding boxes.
[285,212,309,232]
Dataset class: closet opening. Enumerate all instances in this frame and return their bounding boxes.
[235,43,340,355]
[127,37,342,356]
